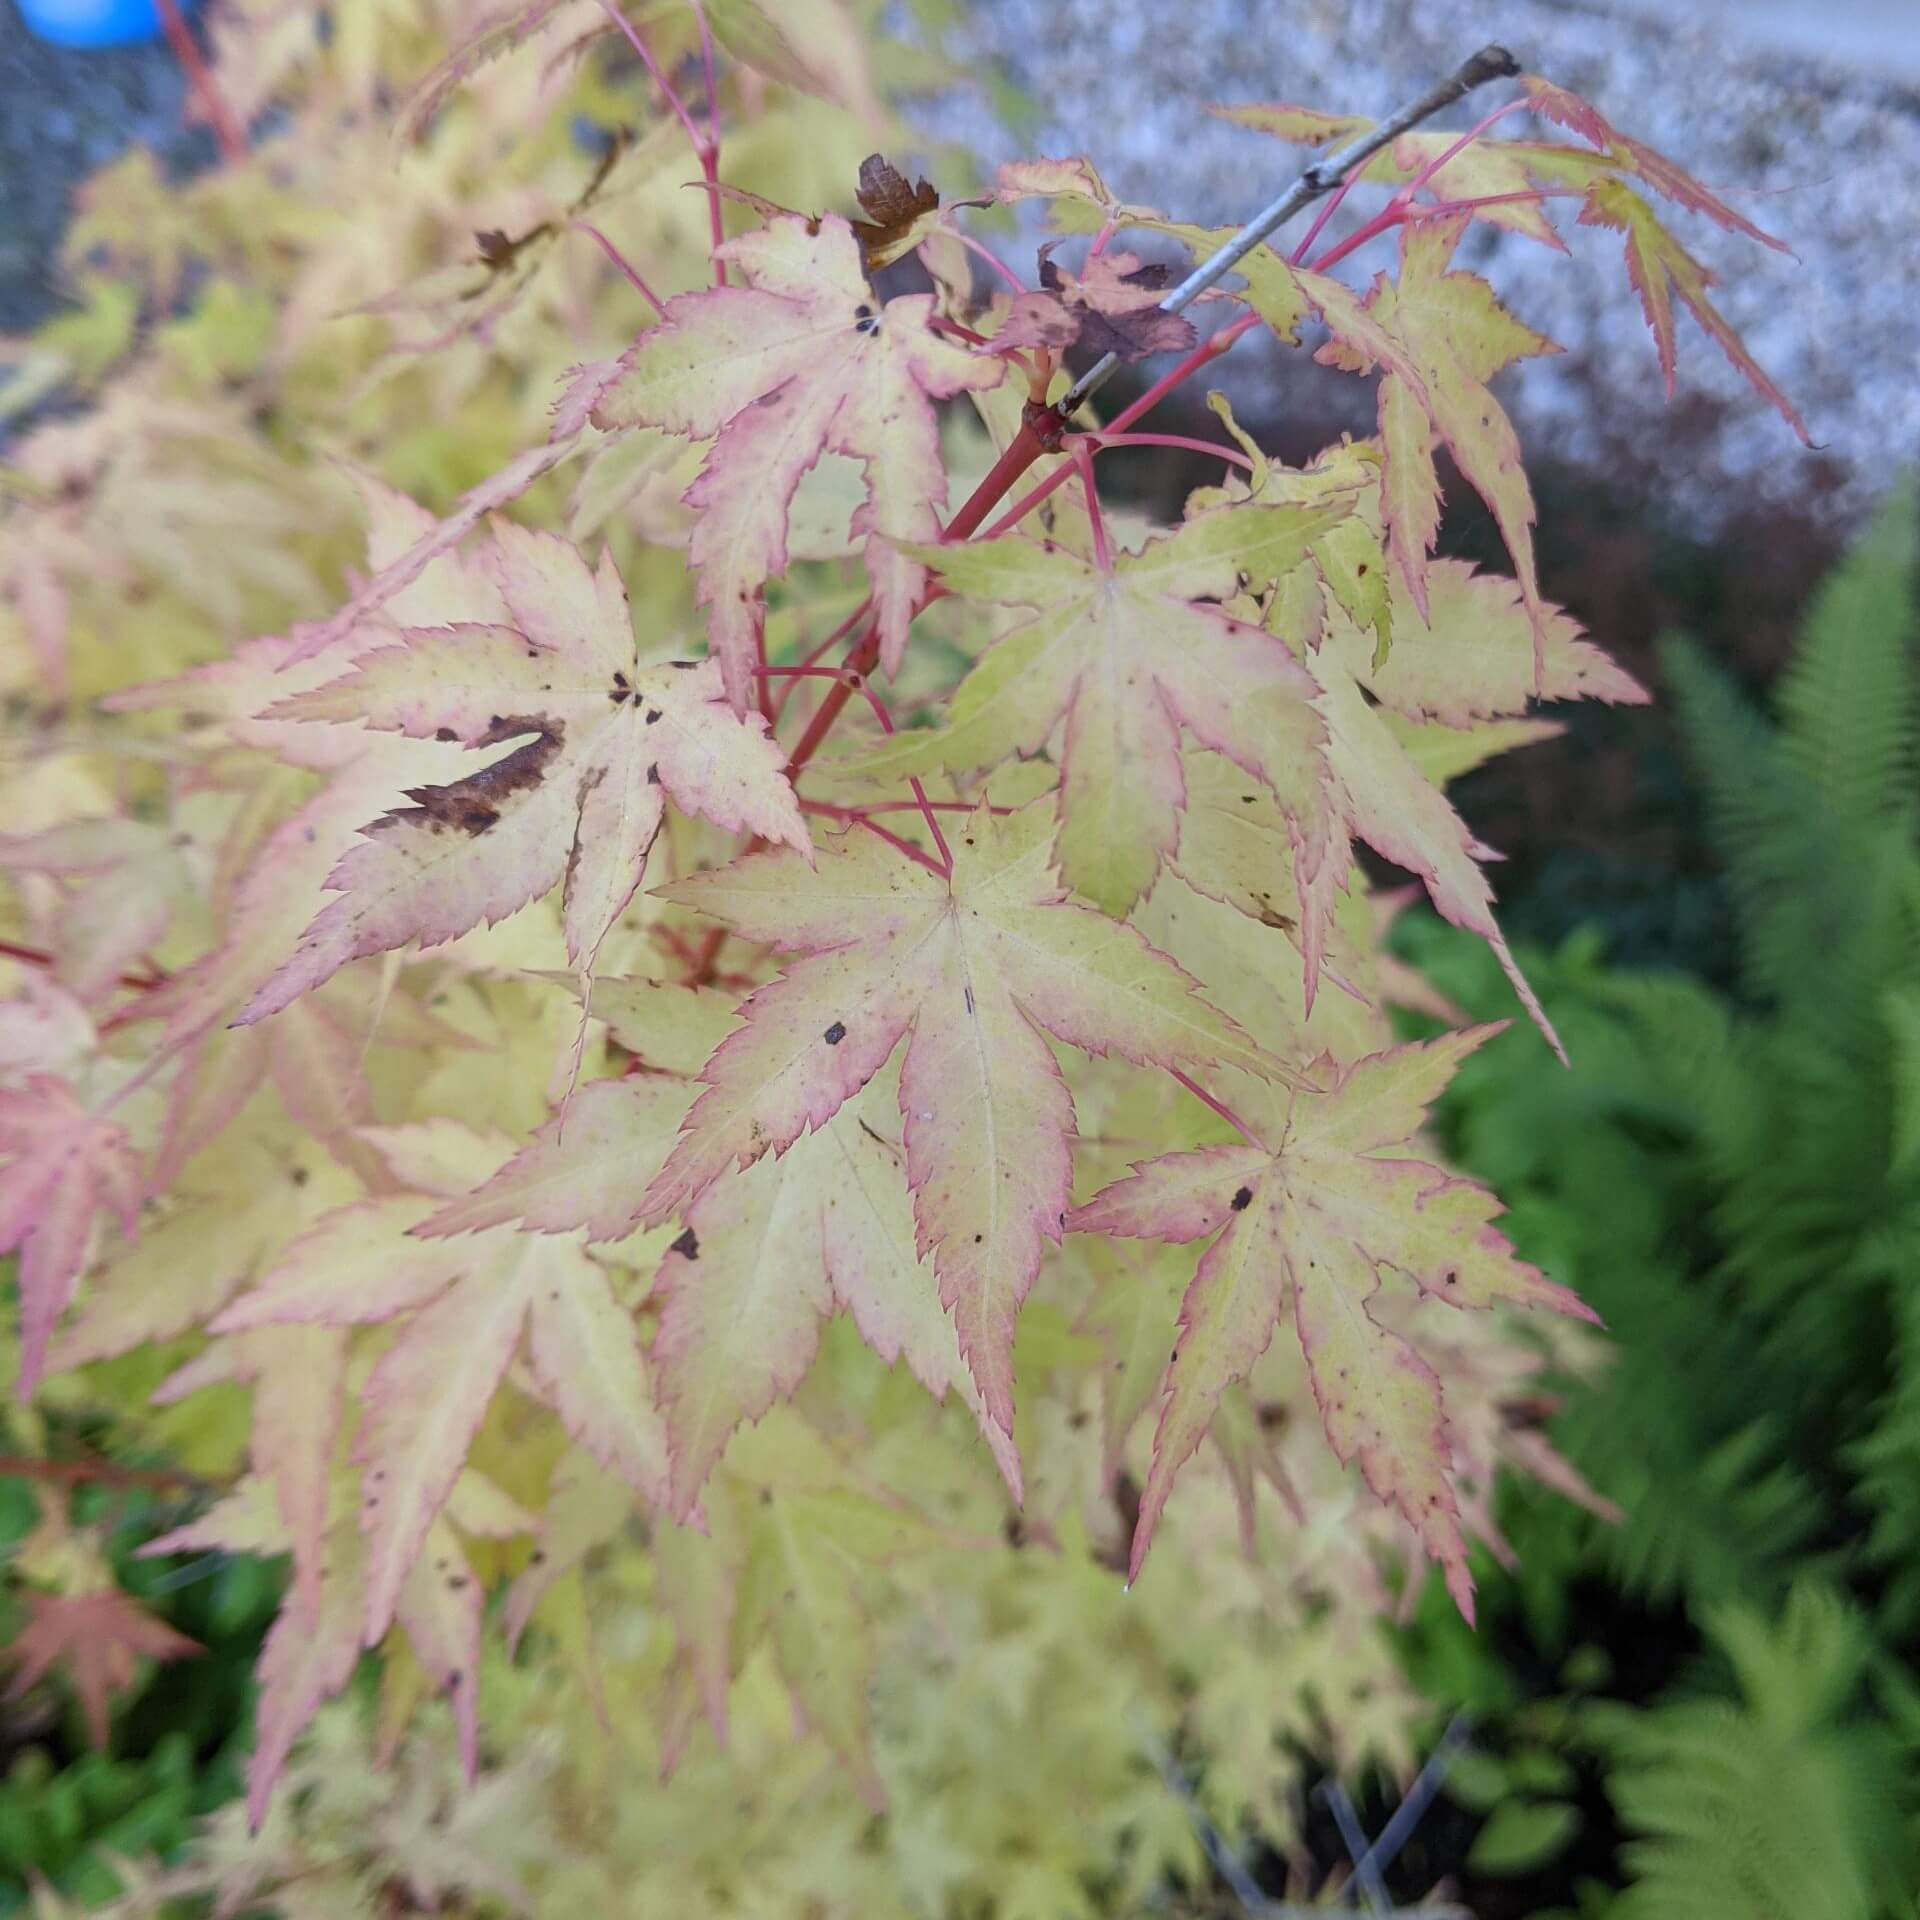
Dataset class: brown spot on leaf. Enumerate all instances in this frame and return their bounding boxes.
[398,714,564,837]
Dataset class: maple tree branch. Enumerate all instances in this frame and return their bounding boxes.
[1287,163,1367,266]
[1058,42,1521,418]
[155,0,246,167]
[978,316,1263,540]
[760,669,950,868]
[0,1454,214,1495]
[781,414,1055,783]
[771,596,875,725]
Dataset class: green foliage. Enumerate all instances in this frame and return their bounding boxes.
[1394,486,1920,1915]
[1595,1587,1915,1920]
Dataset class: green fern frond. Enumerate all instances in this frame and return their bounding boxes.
[1778,484,1919,836]
[1595,1584,1911,1920]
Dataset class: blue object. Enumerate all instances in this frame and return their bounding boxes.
[14,0,194,49]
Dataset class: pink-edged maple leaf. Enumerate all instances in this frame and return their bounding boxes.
[210,1124,667,1641]
[1068,1027,1597,1616]
[241,519,808,1023]
[1175,558,1645,1040]
[638,804,1286,1432]
[844,499,1345,915]
[152,1323,348,1620]
[4,1588,198,1745]
[1515,75,1808,440]
[421,1005,1020,1514]
[1311,213,1558,663]
[590,212,1003,709]
[245,1521,364,1827]
[651,1071,1022,1516]
[0,1076,142,1398]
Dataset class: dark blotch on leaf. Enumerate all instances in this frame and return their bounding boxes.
[1231,1186,1253,1211]
[823,1021,846,1045]
[671,1227,699,1260]
[397,714,564,837]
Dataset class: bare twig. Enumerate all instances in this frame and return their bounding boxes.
[1058,44,1520,417]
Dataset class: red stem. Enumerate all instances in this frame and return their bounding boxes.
[756,669,950,870]
[947,228,1030,299]
[1168,1067,1262,1147]
[595,0,727,285]
[804,799,1016,818]
[1075,441,1110,571]
[1288,163,1366,265]
[0,938,164,994]
[1306,186,1565,275]
[849,817,948,875]
[154,0,245,165]
[1399,98,1528,200]
[0,1454,212,1494]
[1087,431,1255,471]
[771,595,874,726]
[782,416,1053,783]
[575,223,667,317]
[980,315,1264,541]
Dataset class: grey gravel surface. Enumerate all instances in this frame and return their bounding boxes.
[1,0,209,335]
[918,0,1920,522]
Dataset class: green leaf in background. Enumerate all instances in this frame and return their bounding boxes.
[1469,1799,1583,1876]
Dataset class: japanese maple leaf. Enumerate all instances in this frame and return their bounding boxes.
[241,519,807,1023]
[638,805,1286,1430]
[1312,213,1558,666]
[590,213,1003,709]
[1069,1027,1597,1615]
[994,155,1164,233]
[843,500,1345,914]
[1176,559,1642,1040]
[651,1073,1022,1515]
[0,1076,142,1397]
[211,1123,668,1642]
[0,819,197,1005]
[423,1044,1018,1514]
[4,1588,198,1745]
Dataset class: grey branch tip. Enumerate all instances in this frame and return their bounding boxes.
[1058,41,1525,417]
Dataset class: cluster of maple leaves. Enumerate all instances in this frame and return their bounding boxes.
[0,0,1806,1834]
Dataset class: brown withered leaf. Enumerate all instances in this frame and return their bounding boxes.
[850,154,943,271]
[993,244,1198,363]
